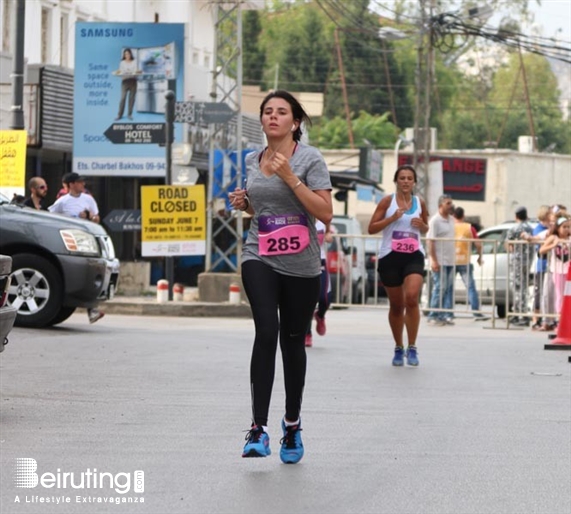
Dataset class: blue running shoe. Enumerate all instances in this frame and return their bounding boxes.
[280,419,304,464]
[392,346,405,366]
[406,346,419,366]
[242,425,271,458]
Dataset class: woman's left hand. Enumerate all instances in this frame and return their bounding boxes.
[410,217,426,230]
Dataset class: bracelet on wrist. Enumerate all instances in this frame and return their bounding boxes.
[293,180,302,190]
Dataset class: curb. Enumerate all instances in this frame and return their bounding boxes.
[102,300,252,318]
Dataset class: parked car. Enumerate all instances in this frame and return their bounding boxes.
[454,221,538,318]
[0,193,120,328]
[364,238,386,299]
[0,255,17,352]
[332,215,368,304]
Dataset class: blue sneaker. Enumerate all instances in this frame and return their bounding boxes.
[280,419,304,464]
[406,346,419,366]
[242,425,271,458]
[392,346,405,366]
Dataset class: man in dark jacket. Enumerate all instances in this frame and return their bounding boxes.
[23,177,49,210]
[505,206,534,326]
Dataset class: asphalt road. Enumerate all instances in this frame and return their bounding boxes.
[1,309,570,514]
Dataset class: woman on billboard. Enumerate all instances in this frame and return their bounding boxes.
[113,48,140,120]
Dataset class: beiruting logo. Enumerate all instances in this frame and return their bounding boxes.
[13,458,144,495]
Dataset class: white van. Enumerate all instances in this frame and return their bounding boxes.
[331,215,368,304]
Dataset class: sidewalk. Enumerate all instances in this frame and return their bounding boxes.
[104,293,252,318]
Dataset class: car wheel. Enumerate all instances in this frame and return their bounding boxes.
[496,304,506,319]
[9,254,63,328]
[50,306,77,326]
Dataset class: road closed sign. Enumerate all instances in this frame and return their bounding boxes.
[141,185,206,256]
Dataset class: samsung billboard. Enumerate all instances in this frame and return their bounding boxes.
[73,22,185,177]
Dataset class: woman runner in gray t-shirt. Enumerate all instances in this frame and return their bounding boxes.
[229,90,332,464]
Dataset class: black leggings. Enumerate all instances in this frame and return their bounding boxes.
[242,260,320,426]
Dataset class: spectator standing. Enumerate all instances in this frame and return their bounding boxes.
[505,206,534,326]
[24,177,49,210]
[539,216,571,323]
[453,207,488,320]
[48,173,104,323]
[55,178,69,199]
[522,205,551,330]
[49,173,100,223]
[305,220,333,347]
[427,194,456,326]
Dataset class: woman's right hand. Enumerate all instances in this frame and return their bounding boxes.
[229,188,248,211]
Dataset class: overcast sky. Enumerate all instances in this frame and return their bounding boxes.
[524,0,570,41]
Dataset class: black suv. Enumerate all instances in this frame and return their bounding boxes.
[0,193,120,328]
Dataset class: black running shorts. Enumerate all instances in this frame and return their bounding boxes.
[377,250,425,287]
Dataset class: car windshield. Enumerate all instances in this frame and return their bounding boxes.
[479,231,507,254]
[0,192,10,204]
[332,222,347,234]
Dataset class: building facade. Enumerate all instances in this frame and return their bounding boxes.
[0,0,265,266]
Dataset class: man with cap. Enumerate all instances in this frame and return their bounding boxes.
[505,206,534,326]
[48,173,100,223]
[48,173,104,323]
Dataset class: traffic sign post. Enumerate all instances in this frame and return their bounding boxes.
[174,101,235,124]
[165,91,176,300]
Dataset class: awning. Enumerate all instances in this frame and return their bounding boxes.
[329,171,384,193]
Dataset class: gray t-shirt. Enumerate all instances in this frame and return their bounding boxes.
[427,212,456,266]
[242,143,332,277]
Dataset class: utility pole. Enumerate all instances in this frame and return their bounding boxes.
[412,0,432,202]
[412,0,424,173]
[518,45,536,151]
[164,90,175,300]
[10,0,26,130]
[273,63,279,90]
[421,0,435,202]
[334,27,354,149]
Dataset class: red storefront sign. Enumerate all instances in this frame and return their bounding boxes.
[398,155,487,201]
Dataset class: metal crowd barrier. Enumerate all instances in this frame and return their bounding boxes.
[327,233,569,329]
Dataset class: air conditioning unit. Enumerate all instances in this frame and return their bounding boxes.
[404,127,437,151]
[518,135,537,153]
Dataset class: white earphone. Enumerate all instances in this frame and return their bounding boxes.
[291,125,296,132]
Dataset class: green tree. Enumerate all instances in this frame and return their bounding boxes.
[488,52,568,151]
[309,111,396,149]
[243,10,266,86]
[258,1,331,92]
